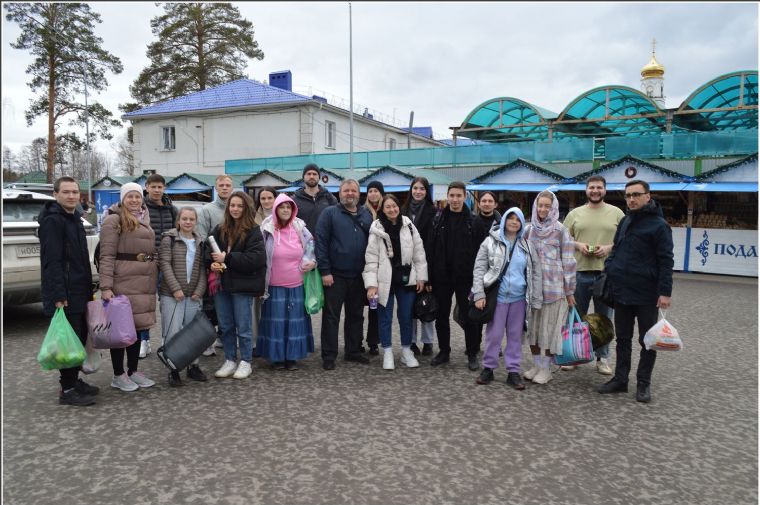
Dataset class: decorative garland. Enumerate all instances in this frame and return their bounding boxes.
[625,166,637,178]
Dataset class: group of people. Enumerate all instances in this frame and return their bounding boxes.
[39,163,674,407]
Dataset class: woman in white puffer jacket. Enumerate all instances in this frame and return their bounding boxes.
[363,195,428,370]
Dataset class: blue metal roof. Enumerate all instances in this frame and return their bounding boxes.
[123,79,311,118]
[401,127,434,138]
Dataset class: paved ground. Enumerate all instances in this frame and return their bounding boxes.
[2,273,758,505]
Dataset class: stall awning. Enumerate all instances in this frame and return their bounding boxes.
[467,183,561,192]
[682,182,758,192]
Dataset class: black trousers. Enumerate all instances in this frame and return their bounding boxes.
[110,339,141,376]
[321,274,366,361]
[365,309,379,348]
[60,311,88,391]
[613,302,659,386]
[434,281,481,356]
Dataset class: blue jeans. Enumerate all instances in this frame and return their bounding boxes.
[377,285,417,348]
[574,271,613,359]
[214,291,254,362]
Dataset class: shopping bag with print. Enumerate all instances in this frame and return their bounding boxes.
[88,296,137,349]
[644,310,683,351]
[303,268,324,315]
[37,307,87,371]
[555,307,594,366]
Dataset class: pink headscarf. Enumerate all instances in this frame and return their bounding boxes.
[529,190,560,239]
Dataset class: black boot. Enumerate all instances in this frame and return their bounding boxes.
[168,370,183,387]
[476,368,494,385]
[409,343,421,356]
[506,372,526,390]
[422,343,433,356]
[636,381,651,403]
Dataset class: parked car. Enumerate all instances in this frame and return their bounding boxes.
[2,189,99,305]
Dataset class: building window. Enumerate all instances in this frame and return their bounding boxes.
[388,138,397,150]
[161,126,176,150]
[325,121,336,149]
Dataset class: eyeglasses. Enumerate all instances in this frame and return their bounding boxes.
[624,192,648,199]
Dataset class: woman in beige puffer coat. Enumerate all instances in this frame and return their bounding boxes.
[98,183,158,392]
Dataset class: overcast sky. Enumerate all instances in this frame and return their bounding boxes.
[2,2,758,161]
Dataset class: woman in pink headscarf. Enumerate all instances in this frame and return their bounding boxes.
[522,190,576,385]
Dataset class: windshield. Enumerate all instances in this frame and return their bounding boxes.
[3,200,47,223]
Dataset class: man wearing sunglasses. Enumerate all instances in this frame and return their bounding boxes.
[598,179,674,403]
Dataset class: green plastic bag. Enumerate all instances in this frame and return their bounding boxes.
[37,307,86,371]
[303,268,324,315]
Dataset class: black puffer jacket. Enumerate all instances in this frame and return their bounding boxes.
[472,210,501,251]
[144,192,178,250]
[292,187,338,235]
[604,200,674,306]
[207,225,266,296]
[38,201,93,316]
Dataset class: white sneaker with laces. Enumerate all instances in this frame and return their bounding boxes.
[202,345,216,357]
[596,358,613,375]
[383,349,395,370]
[400,347,419,368]
[139,340,149,359]
[129,371,155,388]
[532,367,553,384]
[214,338,224,348]
[523,365,540,381]
[232,360,252,379]
[111,373,139,392]
[215,360,237,378]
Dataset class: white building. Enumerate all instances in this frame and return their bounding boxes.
[122,71,443,177]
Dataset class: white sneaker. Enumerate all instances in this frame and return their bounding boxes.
[232,360,252,379]
[139,340,149,359]
[147,341,152,355]
[111,373,139,392]
[214,337,224,348]
[560,364,577,371]
[202,345,216,357]
[523,365,540,381]
[129,371,155,388]
[532,367,553,384]
[596,358,613,375]
[215,360,237,378]
[383,349,395,370]
[400,347,419,368]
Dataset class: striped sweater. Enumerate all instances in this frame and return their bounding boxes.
[524,223,576,304]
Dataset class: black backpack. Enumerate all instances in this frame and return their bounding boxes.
[413,291,439,322]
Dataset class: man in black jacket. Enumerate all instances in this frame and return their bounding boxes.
[315,179,373,370]
[600,180,674,403]
[292,163,338,235]
[428,182,482,370]
[39,177,99,406]
[144,173,178,252]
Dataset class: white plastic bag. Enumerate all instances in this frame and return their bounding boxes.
[644,310,683,351]
[81,336,102,374]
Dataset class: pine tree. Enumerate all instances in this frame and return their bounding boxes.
[4,3,123,183]
[126,2,264,108]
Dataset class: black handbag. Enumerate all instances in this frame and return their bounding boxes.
[468,242,516,325]
[414,290,439,322]
[592,272,614,307]
[156,309,217,371]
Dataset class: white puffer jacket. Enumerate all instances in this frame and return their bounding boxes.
[362,216,428,307]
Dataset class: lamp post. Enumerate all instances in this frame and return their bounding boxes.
[348,3,354,176]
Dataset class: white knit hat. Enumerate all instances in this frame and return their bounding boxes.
[120,182,143,202]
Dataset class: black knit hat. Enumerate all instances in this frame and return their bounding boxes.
[366,180,385,196]
[302,163,320,178]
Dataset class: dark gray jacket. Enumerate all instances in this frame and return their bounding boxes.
[144,192,178,250]
[292,187,338,235]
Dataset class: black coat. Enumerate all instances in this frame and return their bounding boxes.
[207,225,266,296]
[144,192,178,251]
[403,200,436,264]
[604,200,674,306]
[292,187,338,235]
[428,207,478,286]
[472,210,501,251]
[38,201,93,316]
[315,204,373,278]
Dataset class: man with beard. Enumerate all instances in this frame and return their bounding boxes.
[315,179,373,370]
[563,175,624,375]
[293,163,338,235]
